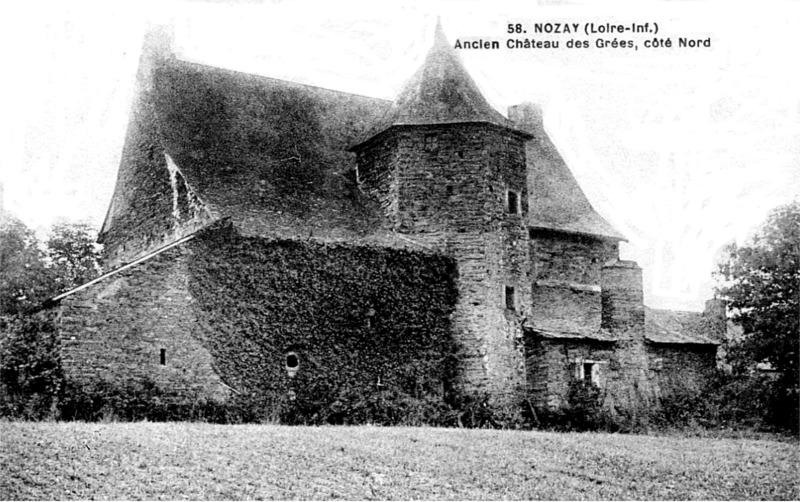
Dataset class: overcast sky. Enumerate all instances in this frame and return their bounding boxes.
[1,0,798,311]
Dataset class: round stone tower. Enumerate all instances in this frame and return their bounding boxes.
[350,21,533,401]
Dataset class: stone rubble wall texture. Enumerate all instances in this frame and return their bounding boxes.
[526,339,717,413]
[529,230,618,333]
[647,343,718,398]
[58,247,229,401]
[524,260,662,413]
[524,337,619,409]
[599,261,658,409]
[602,261,646,335]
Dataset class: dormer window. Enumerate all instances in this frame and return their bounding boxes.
[507,189,519,214]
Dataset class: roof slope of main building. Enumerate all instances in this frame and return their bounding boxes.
[100,23,623,253]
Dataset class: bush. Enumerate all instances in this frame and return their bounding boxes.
[654,370,798,434]
[283,386,458,427]
[532,380,621,432]
[0,314,62,420]
[57,379,280,424]
[447,391,528,430]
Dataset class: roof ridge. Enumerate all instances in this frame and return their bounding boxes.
[174,56,392,104]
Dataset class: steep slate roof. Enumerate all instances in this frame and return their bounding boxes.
[645,307,719,345]
[510,104,627,242]
[353,20,527,149]
[527,134,627,241]
[525,324,618,343]
[152,60,391,238]
[524,306,720,345]
[100,28,393,254]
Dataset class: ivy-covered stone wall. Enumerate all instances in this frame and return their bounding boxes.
[187,226,459,423]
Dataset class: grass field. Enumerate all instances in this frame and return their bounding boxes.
[0,422,797,500]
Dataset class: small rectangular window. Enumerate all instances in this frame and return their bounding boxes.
[577,360,602,386]
[160,348,166,366]
[583,363,593,383]
[507,190,519,214]
[424,133,438,152]
[505,286,515,311]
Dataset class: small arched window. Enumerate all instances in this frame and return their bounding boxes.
[285,351,299,378]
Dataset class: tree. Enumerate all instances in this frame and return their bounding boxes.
[45,220,102,293]
[716,200,799,428]
[0,314,62,419]
[1,217,102,315]
[1,218,102,418]
[0,212,55,315]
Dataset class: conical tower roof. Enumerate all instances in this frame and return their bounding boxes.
[352,20,527,149]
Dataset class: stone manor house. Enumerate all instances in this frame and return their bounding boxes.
[53,22,724,417]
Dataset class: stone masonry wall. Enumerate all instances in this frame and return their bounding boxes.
[521,260,660,416]
[601,260,645,334]
[530,230,618,284]
[355,123,531,401]
[59,246,229,401]
[647,343,717,398]
[524,337,617,409]
[530,229,618,332]
[600,260,658,411]
[356,132,400,230]
[525,336,681,415]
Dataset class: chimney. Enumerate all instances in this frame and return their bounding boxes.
[601,259,645,336]
[142,22,175,62]
[703,298,727,342]
[508,102,544,135]
[134,22,176,92]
